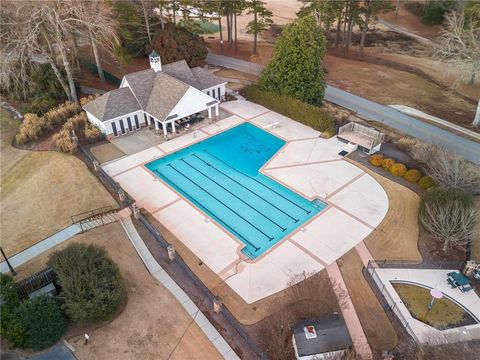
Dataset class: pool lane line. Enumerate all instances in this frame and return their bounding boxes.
[165,164,275,242]
[153,169,261,252]
[180,158,287,232]
[191,153,300,223]
[202,150,312,215]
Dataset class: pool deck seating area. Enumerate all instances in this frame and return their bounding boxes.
[102,100,389,304]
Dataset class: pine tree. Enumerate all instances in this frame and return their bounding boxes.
[258,16,326,105]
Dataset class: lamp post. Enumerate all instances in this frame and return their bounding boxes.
[0,246,16,276]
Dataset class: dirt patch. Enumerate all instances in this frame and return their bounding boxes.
[378,1,443,39]
[12,223,221,360]
[89,142,126,164]
[338,249,398,351]
[325,54,477,128]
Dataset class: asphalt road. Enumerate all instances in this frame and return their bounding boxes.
[206,52,480,164]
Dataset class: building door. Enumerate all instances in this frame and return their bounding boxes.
[119,119,126,134]
[150,116,155,126]
[134,115,140,129]
[112,122,118,137]
[127,117,133,132]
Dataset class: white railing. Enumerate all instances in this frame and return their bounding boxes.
[338,122,385,149]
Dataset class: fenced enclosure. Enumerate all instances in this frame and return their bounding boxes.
[77,144,267,359]
[15,267,56,299]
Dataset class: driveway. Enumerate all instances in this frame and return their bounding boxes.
[206,52,480,164]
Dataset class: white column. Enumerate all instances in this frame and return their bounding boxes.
[208,107,212,119]
[154,119,159,130]
[171,121,176,133]
[161,122,167,136]
[215,104,219,116]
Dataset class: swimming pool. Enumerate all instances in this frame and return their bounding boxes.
[146,123,326,258]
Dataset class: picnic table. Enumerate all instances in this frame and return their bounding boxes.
[447,271,473,292]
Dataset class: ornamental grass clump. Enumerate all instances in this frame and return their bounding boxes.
[52,129,77,154]
[418,175,436,190]
[48,243,126,323]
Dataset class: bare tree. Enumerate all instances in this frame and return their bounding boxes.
[420,188,477,251]
[400,138,480,195]
[435,6,480,126]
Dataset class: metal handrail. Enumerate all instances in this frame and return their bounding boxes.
[71,205,113,224]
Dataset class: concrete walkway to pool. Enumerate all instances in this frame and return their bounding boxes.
[102,100,389,304]
[119,215,240,360]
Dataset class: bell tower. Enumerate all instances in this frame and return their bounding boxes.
[149,50,162,72]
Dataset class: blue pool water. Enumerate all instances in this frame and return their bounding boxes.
[146,123,326,258]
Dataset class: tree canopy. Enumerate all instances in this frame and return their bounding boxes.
[258,15,326,105]
[48,243,126,323]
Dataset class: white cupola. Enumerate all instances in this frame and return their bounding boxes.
[149,50,162,72]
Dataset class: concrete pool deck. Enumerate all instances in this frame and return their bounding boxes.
[102,100,389,304]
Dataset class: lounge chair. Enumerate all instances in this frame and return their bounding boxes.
[447,278,457,288]
[461,285,473,293]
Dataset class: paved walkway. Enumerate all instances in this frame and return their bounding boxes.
[119,216,240,360]
[1,225,81,273]
[327,261,373,360]
[206,52,480,164]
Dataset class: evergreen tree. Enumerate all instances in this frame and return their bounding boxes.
[246,0,273,55]
[258,16,326,105]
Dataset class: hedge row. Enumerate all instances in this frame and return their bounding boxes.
[369,153,435,190]
[244,85,335,136]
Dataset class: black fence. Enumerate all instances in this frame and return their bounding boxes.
[15,267,56,299]
[80,58,122,87]
[368,259,466,271]
[77,144,267,359]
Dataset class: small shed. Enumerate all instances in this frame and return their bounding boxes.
[337,122,384,154]
[292,314,352,360]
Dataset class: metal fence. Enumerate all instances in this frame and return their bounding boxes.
[77,144,267,359]
[368,259,466,271]
[80,58,122,86]
[15,267,56,299]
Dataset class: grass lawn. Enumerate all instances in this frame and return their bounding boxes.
[0,110,117,257]
[338,249,398,351]
[392,283,477,330]
[13,223,221,360]
[348,159,422,262]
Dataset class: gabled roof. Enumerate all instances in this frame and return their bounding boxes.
[163,60,225,90]
[292,314,352,357]
[191,67,226,89]
[162,60,202,89]
[83,87,141,121]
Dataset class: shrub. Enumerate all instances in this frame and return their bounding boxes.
[244,85,334,134]
[389,163,407,177]
[84,124,103,143]
[418,175,436,190]
[15,296,65,351]
[15,113,44,145]
[369,153,384,167]
[422,0,455,25]
[48,243,126,323]
[420,188,476,251]
[381,158,395,171]
[0,274,25,347]
[404,169,422,183]
[52,129,77,154]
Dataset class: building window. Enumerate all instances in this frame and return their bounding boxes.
[144,113,148,125]
[134,115,140,129]
[127,117,133,131]
[112,122,118,136]
[149,116,155,126]
[119,119,126,134]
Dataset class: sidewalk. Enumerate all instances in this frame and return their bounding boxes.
[119,216,240,360]
[327,261,373,359]
[1,224,81,273]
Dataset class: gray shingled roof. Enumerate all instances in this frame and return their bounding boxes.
[191,67,226,89]
[83,87,141,121]
[292,314,352,357]
[145,72,190,122]
[83,61,223,123]
[162,60,202,89]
